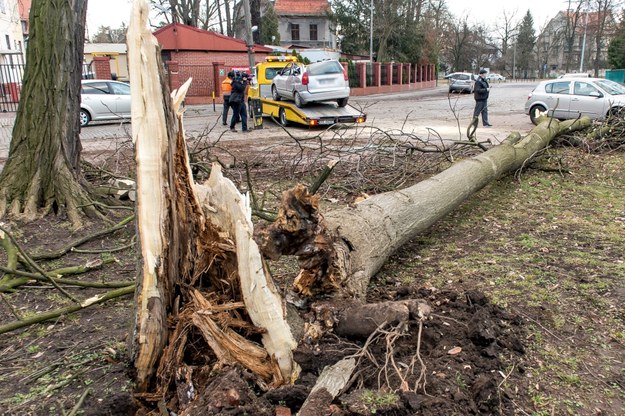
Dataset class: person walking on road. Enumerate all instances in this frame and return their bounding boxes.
[221,71,234,126]
[229,75,245,132]
[473,69,492,127]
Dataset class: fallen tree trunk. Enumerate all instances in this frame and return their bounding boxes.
[262,119,591,301]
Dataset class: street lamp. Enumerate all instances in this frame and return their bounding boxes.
[579,2,589,73]
[369,0,373,63]
[242,0,256,78]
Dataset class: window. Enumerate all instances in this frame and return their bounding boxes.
[5,35,9,50]
[574,81,598,96]
[82,82,111,95]
[110,82,130,95]
[545,81,570,94]
[309,24,318,41]
[291,24,300,41]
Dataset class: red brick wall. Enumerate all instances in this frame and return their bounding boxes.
[168,51,270,104]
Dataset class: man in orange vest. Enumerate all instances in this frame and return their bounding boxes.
[221,71,234,125]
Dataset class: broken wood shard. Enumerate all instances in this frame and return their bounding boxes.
[196,164,301,383]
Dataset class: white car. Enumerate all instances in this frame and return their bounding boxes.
[524,77,625,125]
[271,60,350,108]
[486,73,505,81]
[80,80,131,127]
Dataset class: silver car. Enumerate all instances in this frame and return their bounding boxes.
[447,72,475,93]
[80,80,131,127]
[525,78,625,125]
[271,60,350,108]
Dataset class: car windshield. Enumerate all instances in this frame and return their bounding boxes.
[595,79,625,95]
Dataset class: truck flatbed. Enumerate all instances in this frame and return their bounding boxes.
[259,98,367,127]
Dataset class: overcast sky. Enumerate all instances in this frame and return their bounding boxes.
[86,0,570,39]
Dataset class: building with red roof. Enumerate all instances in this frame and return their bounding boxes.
[153,23,273,104]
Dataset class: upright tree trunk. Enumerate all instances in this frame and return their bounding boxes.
[129,1,297,400]
[0,0,95,227]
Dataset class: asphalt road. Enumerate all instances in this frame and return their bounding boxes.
[0,81,540,170]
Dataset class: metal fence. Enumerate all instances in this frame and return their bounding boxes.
[0,63,25,112]
[0,62,95,113]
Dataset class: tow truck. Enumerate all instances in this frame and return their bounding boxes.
[248,56,367,127]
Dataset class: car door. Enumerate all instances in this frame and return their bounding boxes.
[569,81,606,119]
[274,63,295,96]
[81,81,117,119]
[544,81,572,119]
[108,81,131,117]
[285,64,302,96]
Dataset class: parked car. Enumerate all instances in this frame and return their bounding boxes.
[271,59,350,108]
[447,72,475,93]
[524,77,625,125]
[486,73,505,81]
[558,73,590,79]
[444,72,468,80]
[80,80,131,127]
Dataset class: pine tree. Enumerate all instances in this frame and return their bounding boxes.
[607,11,625,68]
[516,10,536,78]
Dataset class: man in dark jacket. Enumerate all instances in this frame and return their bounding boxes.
[473,69,492,127]
[229,75,245,132]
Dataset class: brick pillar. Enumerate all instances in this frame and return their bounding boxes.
[92,57,111,80]
[166,61,181,93]
[386,63,393,85]
[357,62,366,87]
[397,63,403,85]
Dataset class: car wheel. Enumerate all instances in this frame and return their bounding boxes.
[279,108,289,127]
[337,97,348,108]
[608,106,624,119]
[529,105,547,125]
[294,92,304,108]
[272,85,281,101]
[80,109,90,127]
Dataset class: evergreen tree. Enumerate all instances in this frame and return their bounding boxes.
[607,11,625,68]
[259,2,280,45]
[516,10,536,78]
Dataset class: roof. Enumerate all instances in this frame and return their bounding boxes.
[274,0,330,16]
[84,43,127,54]
[153,23,273,53]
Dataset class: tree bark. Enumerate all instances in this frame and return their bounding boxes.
[129,1,298,400]
[0,0,95,227]
[263,118,592,301]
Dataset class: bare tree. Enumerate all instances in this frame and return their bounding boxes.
[563,0,585,72]
[493,9,519,74]
[590,0,618,76]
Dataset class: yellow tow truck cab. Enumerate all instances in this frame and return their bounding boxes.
[249,55,298,100]
[249,56,366,127]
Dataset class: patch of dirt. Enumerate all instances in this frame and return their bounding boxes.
[1,137,624,416]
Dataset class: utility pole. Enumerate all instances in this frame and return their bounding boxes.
[369,0,373,63]
[579,2,589,73]
[242,0,256,77]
